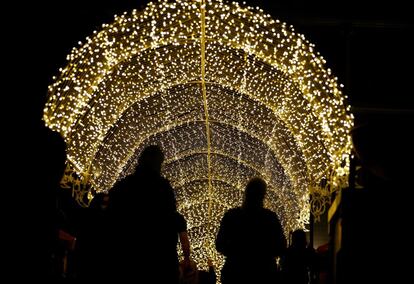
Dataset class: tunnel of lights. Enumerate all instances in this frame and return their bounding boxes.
[44,0,353,269]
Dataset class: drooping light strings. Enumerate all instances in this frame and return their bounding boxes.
[44,0,353,272]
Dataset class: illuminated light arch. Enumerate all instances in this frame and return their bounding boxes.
[44,0,353,269]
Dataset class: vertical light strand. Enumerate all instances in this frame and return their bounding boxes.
[200,0,213,244]
[236,52,248,189]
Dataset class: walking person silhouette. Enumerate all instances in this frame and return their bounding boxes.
[216,177,286,284]
[107,145,191,283]
[281,229,316,284]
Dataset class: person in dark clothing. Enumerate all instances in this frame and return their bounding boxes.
[216,177,286,284]
[107,145,191,283]
[76,193,111,281]
[198,258,217,284]
[179,257,216,284]
[315,243,329,284]
[281,229,316,284]
[35,126,67,280]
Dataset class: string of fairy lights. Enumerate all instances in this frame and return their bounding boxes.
[44,0,353,272]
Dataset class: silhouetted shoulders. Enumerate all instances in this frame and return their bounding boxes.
[262,208,286,255]
[224,207,243,217]
[262,208,281,222]
[108,175,135,205]
[218,207,243,228]
[216,207,241,256]
[159,177,187,232]
[160,176,176,197]
[160,175,172,186]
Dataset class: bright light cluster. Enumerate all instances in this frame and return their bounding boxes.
[44,0,353,271]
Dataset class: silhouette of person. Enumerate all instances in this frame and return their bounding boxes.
[314,243,329,284]
[12,124,69,281]
[76,192,111,281]
[281,229,316,284]
[35,126,67,280]
[216,177,286,284]
[179,258,198,284]
[179,257,216,284]
[198,258,217,284]
[107,144,191,283]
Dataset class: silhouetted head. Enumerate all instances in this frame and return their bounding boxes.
[291,229,307,248]
[138,145,164,174]
[243,177,267,209]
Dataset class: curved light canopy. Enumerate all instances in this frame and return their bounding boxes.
[44,0,353,269]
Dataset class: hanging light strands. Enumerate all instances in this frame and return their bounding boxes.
[44,0,353,272]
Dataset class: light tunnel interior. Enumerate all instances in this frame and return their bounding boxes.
[44,0,353,270]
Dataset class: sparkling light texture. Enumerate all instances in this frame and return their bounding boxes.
[44,0,353,271]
